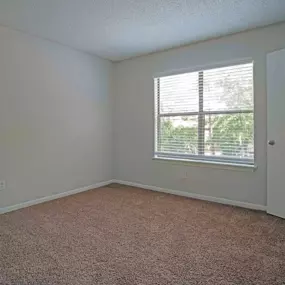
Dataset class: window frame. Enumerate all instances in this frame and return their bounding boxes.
[153,59,256,168]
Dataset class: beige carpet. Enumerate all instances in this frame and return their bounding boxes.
[0,184,285,285]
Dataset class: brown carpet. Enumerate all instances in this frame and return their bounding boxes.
[0,185,285,285]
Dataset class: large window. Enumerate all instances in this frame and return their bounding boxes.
[154,62,254,166]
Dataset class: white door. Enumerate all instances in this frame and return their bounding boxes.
[267,48,285,219]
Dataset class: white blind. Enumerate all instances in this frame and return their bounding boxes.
[154,62,254,165]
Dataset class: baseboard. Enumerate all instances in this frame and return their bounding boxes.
[0,179,266,214]
[113,179,267,211]
[0,180,113,215]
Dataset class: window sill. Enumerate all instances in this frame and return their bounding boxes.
[152,156,257,172]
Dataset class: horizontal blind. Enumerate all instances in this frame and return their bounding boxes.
[154,62,254,165]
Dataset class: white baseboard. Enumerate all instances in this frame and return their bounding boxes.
[0,180,113,215]
[113,179,267,211]
[0,179,266,214]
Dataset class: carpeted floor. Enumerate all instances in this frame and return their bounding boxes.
[0,185,285,285]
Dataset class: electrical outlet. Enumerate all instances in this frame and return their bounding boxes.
[0,180,6,191]
[181,171,188,180]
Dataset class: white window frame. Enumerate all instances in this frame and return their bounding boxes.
[153,59,256,168]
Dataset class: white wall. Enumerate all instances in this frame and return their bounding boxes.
[2,23,285,210]
[0,26,112,208]
[113,22,285,207]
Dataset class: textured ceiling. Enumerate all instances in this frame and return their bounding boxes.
[0,0,285,61]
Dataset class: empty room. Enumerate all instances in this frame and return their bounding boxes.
[1,1,285,284]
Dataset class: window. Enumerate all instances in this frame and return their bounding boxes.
[154,62,254,166]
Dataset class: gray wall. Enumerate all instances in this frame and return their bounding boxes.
[113,23,285,207]
[2,22,285,209]
[0,26,113,208]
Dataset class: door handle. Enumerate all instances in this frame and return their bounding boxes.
[268,140,276,146]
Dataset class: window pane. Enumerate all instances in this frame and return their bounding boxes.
[155,62,255,165]
[158,116,198,154]
[159,73,199,114]
[203,63,253,111]
[204,113,254,160]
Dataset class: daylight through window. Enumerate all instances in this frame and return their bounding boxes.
[154,62,254,166]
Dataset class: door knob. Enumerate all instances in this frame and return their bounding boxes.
[268,140,276,146]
